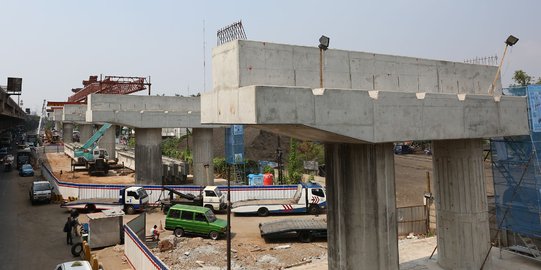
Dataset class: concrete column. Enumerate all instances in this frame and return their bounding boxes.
[325,143,398,270]
[78,124,93,143]
[62,123,73,143]
[98,124,116,160]
[432,139,490,270]
[192,128,214,185]
[134,128,162,185]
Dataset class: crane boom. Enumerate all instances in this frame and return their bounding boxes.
[81,123,112,149]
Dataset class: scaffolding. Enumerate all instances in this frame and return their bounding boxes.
[491,85,541,260]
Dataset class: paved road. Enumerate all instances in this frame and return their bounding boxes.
[0,146,74,269]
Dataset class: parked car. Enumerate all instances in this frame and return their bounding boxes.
[165,204,227,240]
[19,164,34,176]
[29,181,54,204]
[19,163,34,176]
[394,144,414,155]
[54,260,92,270]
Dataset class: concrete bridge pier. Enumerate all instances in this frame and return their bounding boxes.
[326,143,398,270]
[54,122,61,132]
[78,124,93,143]
[432,139,491,269]
[62,123,73,143]
[98,124,116,160]
[192,128,214,185]
[134,128,162,185]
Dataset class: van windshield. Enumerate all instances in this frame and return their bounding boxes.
[34,183,51,191]
[205,210,217,222]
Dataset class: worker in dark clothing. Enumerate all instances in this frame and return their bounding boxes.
[64,216,73,245]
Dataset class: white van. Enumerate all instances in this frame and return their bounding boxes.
[29,181,54,204]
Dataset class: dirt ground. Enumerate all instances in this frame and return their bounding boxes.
[45,152,135,184]
[44,151,498,269]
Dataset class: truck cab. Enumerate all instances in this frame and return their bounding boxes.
[202,186,227,211]
[120,186,149,214]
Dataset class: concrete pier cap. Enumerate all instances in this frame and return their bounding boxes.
[202,39,530,270]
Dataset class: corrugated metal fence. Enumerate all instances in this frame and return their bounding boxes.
[124,224,168,270]
[40,161,298,205]
[397,205,428,236]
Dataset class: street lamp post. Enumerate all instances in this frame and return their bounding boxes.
[318,35,330,88]
[489,35,519,95]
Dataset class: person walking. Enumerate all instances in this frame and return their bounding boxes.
[64,216,73,245]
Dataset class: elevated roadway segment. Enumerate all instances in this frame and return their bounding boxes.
[0,85,26,131]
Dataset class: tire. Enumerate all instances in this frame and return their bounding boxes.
[298,231,312,243]
[209,231,219,240]
[174,228,184,237]
[71,242,83,257]
[204,204,214,211]
[308,205,320,215]
[85,204,96,213]
[125,205,135,215]
[257,207,269,217]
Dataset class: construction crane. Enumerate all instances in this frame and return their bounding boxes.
[37,99,47,137]
[68,75,151,103]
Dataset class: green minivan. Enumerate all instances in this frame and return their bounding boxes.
[165,204,227,240]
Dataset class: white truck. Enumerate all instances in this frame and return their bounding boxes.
[231,182,327,216]
[160,186,226,213]
[61,186,149,214]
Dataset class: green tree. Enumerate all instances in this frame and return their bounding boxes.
[536,77,541,85]
[287,138,303,183]
[513,70,532,86]
[297,141,324,164]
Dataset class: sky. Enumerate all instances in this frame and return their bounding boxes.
[1,0,540,113]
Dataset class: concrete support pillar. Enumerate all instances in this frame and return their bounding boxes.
[54,121,61,132]
[62,123,73,143]
[432,139,490,270]
[134,128,162,185]
[78,124,93,143]
[325,143,398,270]
[192,128,214,185]
[99,124,116,160]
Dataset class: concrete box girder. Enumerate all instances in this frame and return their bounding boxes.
[62,104,87,123]
[201,85,528,143]
[86,94,208,129]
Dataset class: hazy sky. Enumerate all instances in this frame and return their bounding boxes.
[1,0,539,113]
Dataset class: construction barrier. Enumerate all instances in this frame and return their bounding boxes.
[124,224,168,270]
[40,161,299,205]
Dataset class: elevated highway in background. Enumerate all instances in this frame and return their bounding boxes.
[0,86,26,131]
